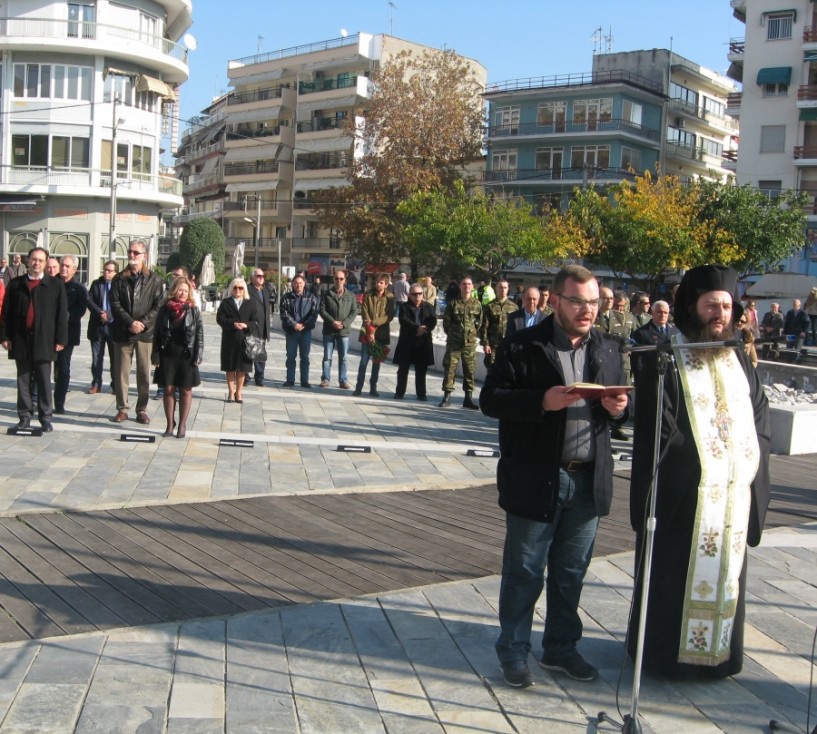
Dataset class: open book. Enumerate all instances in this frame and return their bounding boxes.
[565,382,633,399]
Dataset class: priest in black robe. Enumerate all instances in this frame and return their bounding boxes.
[628,265,771,678]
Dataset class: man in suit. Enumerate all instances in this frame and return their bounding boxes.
[0,246,68,431]
[506,287,546,337]
[54,255,88,414]
[248,268,272,386]
[87,260,118,394]
[631,300,676,382]
[393,283,437,400]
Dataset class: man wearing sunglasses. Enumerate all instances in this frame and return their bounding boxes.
[109,239,164,424]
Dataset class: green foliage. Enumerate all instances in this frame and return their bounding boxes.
[178,219,225,276]
[165,252,182,272]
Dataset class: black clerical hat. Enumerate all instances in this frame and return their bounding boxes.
[673,264,743,335]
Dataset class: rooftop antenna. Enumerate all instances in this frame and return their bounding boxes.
[389,1,397,35]
[257,35,263,53]
[591,26,614,54]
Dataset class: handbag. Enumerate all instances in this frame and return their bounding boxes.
[243,334,267,362]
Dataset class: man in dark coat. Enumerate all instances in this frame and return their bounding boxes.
[630,300,677,382]
[248,268,272,386]
[86,260,118,394]
[480,265,629,689]
[506,286,546,338]
[280,274,319,387]
[628,265,771,679]
[393,283,437,400]
[783,298,809,350]
[54,255,88,413]
[109,239,165,424]
[0,247,68,431]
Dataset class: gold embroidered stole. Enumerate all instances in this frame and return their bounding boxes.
[674,337,759,666]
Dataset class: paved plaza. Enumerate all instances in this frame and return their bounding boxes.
[0,313,815,733]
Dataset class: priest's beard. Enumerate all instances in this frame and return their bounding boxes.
[683,313,737,358]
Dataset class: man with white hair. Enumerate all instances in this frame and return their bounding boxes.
[54,255,88,413]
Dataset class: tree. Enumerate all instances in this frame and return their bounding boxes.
[165,251,182,272]
[178,218,225,277]
[397,182,564,281]
[315,48,485,267]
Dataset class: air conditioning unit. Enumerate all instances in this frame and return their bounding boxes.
[677,118,685,129]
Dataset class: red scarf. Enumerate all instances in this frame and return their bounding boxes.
[166,299,188,323]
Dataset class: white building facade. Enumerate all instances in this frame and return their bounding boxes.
[0,0,191,284]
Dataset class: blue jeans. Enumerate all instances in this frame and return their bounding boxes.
[355,341,382,390]
[322,334,349,383]
[496,468,599,664]
[285,329,312,383]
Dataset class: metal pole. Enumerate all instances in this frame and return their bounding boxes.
[109,95,118,259]
[277,237,282,309]
[254,193,261,268]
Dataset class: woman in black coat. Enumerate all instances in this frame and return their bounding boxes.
[152,276,203,438]
[393,285,437,400]
[216,277,262,403]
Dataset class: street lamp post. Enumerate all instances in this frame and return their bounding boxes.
[109,95,125,260]
[243,194,262,268]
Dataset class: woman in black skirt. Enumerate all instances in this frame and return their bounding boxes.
[216,277,262,403]
[152,276,203,438]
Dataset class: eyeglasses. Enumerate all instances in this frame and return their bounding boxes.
[127,250,144,256]
[104,268,116,273]
[334,277,345,281]
[640,300,650,305]
[254,274,264,278]
[409,292,423,296]
[557,295,602,309]
[233,286,245,291]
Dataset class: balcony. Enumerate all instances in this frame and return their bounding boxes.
[227,84,289,106]
[229,33,360,70]
[290,237,343,253]
[0,16,189,79]
[793,146,817,165]
[481,167,638,185]
[183,170,222,194]
[299,76,358,95]
[798,85,817,101]
[177,139,224,165]
[726,92,742,115]
[223,161,281,177]
[6,165,182,198]
[668,99,737,132]
[295,153,348,171]
[485,69,665,96]
[728,37,745,56]
[296,117,346,133]
[805,26,817,43]
[487,118,660,143]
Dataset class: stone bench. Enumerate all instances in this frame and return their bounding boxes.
[768,404,817,455]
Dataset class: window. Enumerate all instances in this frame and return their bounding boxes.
[621,147,641,171]
[101,140,130,178]
[702,97,726,118]
[51,136,90,169]
[67,3,95,39]
[668,126,696,148]
[139,12,160,46]
[492,150,518,171]
[759,125,786,153]
[758,180,782,199]
[700,138,723,157]
[104,74,157,112]
[132,145,152,180]
[494,105,520,131]
[763,82,789,97]
[535,147,563,178]
[669,82,698,110]
[12,135,48,167]
[537,102,566,131]
[622,100,643,126]
[766,12,794,40]
[571,145,610,169]
[13,63,92,100]
[573,98,612,129]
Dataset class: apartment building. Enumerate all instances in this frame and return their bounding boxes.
[175,33,486,275]
[0,0,191,283]
[728,0,817,274]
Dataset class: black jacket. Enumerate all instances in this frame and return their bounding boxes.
[480,315,626,522]
[86,277,113,341]
[393,301,437,367]
[110,268,165,343]
[0,274,68,361]
[280,291,320,333]
[151,304,204,365]
[64,278,88,347]
[247,284,271,339]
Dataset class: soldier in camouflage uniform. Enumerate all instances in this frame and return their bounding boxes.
[440,276,483,409]
[480,280,517,369]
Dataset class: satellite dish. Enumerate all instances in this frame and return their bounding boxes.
[340,28,349,37]
[183,33,198,51]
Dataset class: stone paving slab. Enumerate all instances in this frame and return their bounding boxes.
[0,526,815,733]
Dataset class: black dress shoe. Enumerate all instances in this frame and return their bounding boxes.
[40,421,53,432]
[282,381,295,387]
[300,382,312,388]
[54,406,65,415]
[15,419,30,430]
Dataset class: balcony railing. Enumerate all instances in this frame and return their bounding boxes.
[728,37,746,54]
[298,76,358,95]
[291,237,343,251]
[227,84,290,106]
[481,167,639,184]
[229,33,360,69]
[222,200,278,212]
[177,139,224,164]
[5,165,182,195]
[0,16,188,62]
[226,126,281,141]
[487,118,660,142]
[296,117,346,133]
[295,153,348,171]
[485,69,665,96]
[805,26,817,42]
[793,146,817,159]
[726,92,742,107]
[223,161,281,177]
[798,85,817,100]
[183,171,222,193]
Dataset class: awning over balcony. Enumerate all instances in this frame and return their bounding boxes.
[224,144,281,163]
[293,178,349,192]
[295,136,354,153]
[800,108,817,121]
[104,66,137,78]
[136,74,176,99]
[756,66,792,85]
[226,181,281,192]
[230,68,283,86]
[297,95,358,116]
[727,62,743,83]
[227,105,283,125]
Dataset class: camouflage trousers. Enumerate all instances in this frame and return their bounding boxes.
[442,344,477,392]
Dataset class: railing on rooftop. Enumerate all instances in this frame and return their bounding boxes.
[485,69,665,96]
[728,37,746,54]
[229,33,360,69]
[487,118,659,142]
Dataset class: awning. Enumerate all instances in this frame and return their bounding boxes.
[762,8,796,21]
[297,94,358,116]
[224,144,281,163]
[228,68,283,86]
[104,66,137,78]
[756,66,792,85]
[800,108,817,121]
[293,178,349,192]
[726,62,743,83]
[226,105,283,125]
[364,263,400,274]
[294,136,354,153]
[136,74,176,99]
[225,180,281,192]
[806,51,817,63]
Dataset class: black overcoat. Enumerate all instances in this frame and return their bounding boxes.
[0,274,68,361]
[392,302,437,368]
[216,297,262,371]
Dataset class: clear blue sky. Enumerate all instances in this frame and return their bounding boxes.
[179,0,743,126]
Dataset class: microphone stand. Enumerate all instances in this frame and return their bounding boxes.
[598,338,742,733]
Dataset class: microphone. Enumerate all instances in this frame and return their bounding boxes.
[623,339,742,353]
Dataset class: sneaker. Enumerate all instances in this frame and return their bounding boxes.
[320,379,330,388]
[539,651,598,682]
[501,660,534,688]
[282,381,295,387]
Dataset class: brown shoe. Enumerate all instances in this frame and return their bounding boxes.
[111,411,128,423]
[87,385,100,395]
[136,411,151,425]
[339,381,352,389]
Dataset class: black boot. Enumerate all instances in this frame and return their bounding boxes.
[439,391,451,407]
[463,391,479,410]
